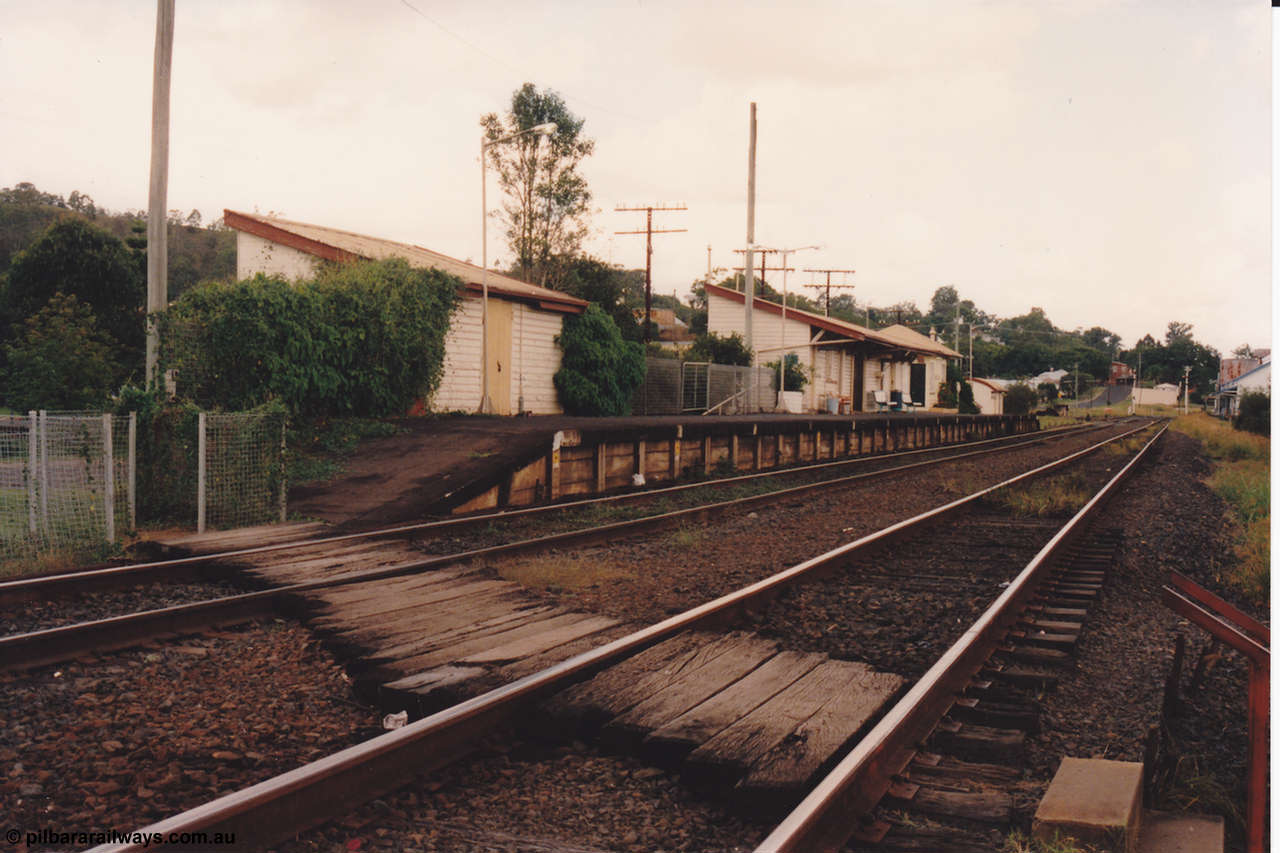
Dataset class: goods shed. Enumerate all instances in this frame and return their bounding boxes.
[225,210,586,415]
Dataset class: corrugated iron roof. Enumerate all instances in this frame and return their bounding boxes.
[707,283,913,352]
[224,209,586,312]
[875,324,964,359]
[970,377,1006,393]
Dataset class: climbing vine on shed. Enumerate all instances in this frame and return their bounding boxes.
[159,258,460,417]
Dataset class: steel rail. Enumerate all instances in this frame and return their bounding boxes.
[754,422,1170,853]
[87,422,1157,852]
[1,421,1138,672]
[0,421,1097,606]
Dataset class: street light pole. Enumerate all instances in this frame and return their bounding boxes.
[479,121,556,414]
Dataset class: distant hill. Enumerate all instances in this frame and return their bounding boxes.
[0,182,235,299]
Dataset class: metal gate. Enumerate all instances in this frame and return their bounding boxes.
[682,362,710,411]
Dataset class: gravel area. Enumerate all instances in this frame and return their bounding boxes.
[2,620,382,848]
[1019,428,1262,852]
[752,442,1137,677]
[273,734,768,853]
[1,579,249,637]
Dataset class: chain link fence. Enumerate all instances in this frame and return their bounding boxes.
[0,408,287,562]
[631,359,778,415]
[0,411,134,562]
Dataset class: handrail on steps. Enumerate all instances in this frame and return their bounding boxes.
[1161,571,1269,853]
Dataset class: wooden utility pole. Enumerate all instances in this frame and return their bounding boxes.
[733,248,791,300]
[146,0,175,386]
[744,102,757,355]
[801,268,856,316]
[615,204,687,343]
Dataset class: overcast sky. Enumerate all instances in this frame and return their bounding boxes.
[1,0,1271,355]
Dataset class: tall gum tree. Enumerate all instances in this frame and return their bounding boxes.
[481,83,595,288]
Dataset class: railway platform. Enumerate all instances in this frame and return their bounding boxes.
[290,410,1036,530]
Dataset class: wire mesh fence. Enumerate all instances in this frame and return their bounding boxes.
[199,411,287,532]
[630,359,778,415]
[0,411,134,562]
[630,358,683,415]
[0,408,287,562]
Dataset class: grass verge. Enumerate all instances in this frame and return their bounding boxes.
[495,552,633,594]
[1171,412,1269,604]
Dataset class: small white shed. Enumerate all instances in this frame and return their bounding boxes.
[224,210,586,415]
[970,377,1006,414]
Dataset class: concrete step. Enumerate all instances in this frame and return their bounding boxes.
[1136,810,1224,853]
[1032,758,1226,853]
[1033,757,1143,852]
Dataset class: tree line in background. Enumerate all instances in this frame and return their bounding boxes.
[695,275,1224,401]
[0,183,236,411]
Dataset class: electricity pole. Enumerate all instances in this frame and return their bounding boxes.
[744,102,757,356]
[801,268,856,316]
[1183,364,1191,415]
[615,204,687,343]
[146,0,175,386]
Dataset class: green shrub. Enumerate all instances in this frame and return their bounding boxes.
[1233,391,1269,436]
[117,385,201,524]
[958,380,979,414]
[160,258,460,418]
[684,331,753,366]
[553,304,645,416]
[764,352,808,391]
[1005,382,1038,415]
[937,380,958,408]
[4,293,120,411]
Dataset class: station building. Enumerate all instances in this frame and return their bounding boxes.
[705,282,961,412]
[224,210,586,416]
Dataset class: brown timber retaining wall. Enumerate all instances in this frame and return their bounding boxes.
[450,414,1037,515]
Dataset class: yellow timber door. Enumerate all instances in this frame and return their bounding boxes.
[487,298,513,415]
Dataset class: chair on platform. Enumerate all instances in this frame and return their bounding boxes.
[889,390,904,411]
[870,390,888,411]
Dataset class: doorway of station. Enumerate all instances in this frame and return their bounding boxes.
[909,363,926,406]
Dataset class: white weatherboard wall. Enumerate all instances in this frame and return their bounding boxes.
[236,232,320,281]
[430,296,567,415]
[431,295,484,412]
[971,380,1004,414]
[708,289,838,411]
[512,302,565,414]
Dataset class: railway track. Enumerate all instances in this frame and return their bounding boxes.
[2,420,1134,673]
[1,421,1098,606]
[52,418,1166,852]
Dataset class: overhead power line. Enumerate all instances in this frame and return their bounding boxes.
[801,268,857,316]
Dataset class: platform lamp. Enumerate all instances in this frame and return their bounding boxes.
[479,121,557,414]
